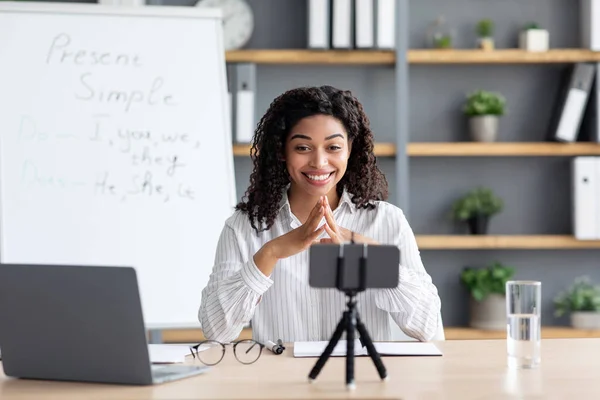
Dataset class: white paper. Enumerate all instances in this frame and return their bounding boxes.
[293,340,442,358]
[148,344,194,364]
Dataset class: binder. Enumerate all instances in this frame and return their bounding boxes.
[573,157,600,240]
[332,0,353,49]
[581,0,600,51]
[226,64,234,144]
[597,158,600,237]
[355,0,374,48]
[551,63,595,142]
[375,0,395,49]
[308,0,330,49]
[234,63,256,144]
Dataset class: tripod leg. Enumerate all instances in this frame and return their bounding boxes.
[355,314,388,380]
[308,311,347,382]
[346,307,356,390]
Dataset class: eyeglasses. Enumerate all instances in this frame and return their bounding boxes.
[189,339,264,366]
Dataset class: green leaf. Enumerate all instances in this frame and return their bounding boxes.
[553,276,600,315]
[460,262,515,301]
[450,186,504,221]
[463,90,506,116]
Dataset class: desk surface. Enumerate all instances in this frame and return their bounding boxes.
[1,339,599,399]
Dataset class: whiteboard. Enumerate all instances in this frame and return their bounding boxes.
[0,2,236,328]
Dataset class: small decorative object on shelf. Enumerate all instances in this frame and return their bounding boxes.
[427,15,454,49]
[460,262,515,330]
[476,18,494,50]
[518,22,549,52]
[554,276,600,330]
[451,187,504,235]
[463,90,506,142]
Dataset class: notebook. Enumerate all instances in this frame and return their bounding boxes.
[293,340,442,358]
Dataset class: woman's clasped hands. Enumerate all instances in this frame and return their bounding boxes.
[267,196,376,262]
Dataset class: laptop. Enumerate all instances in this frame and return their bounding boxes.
[0,264,209,385]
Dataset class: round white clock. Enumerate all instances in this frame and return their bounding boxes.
[196,0,254,50]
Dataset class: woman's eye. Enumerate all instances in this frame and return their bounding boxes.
[329,145,342,151]
[296,145,310,151]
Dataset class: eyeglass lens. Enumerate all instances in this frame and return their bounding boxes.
[194,340,225,366]
[234,339,262,364]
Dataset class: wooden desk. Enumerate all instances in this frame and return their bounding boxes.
[1,339,599,399]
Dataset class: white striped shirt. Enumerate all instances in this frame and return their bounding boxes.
[198,190,441,344]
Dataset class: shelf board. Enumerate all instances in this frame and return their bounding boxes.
[232,142,397,157]
[225,49,600,65]
[233,142,600,157]
[416,235,600,249]
[225,50,395,65]
[444,327,600,340]
[408,49,600,64]
[409,142,600,156]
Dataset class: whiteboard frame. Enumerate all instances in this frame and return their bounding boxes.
[0,1,223,19]
[0,1,237,329]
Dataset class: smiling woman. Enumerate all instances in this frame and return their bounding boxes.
[197,85,442,345]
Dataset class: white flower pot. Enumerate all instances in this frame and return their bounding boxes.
[469,115,499,142]
[570,311,600,329]
[519,29,549,52]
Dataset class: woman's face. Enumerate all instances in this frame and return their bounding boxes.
[284,114,351,198]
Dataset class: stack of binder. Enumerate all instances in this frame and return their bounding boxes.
[308,0,395,50]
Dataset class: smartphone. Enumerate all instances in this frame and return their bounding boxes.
[308,243,400,290]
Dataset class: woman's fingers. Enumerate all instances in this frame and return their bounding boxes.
[307,225,325,243]
[323,223,340,244]
[308,198,323,219]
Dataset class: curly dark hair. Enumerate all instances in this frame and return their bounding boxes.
[236,85,388,233]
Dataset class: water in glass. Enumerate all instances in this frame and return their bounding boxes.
[507,313,540,369]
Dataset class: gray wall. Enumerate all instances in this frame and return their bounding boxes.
[231,0,600,327]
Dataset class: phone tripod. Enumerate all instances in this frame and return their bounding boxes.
[308,243,387,390]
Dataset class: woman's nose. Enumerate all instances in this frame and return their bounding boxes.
[309,150,328,168]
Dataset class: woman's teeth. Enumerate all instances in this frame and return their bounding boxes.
[306,173,331,181]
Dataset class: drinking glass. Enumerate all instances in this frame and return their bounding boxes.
[506,280,541,369]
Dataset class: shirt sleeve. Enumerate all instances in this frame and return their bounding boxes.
[373,207,442,342]
[198,222,274,342]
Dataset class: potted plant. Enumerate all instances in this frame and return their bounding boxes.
[434,34,453,49]
[518,22,549,52]
[451,187,503,235]
[461,262,515,330]
[476,19,494,50]
[463,90,506,142]
[554,276,600,329]
[428,15,454,49]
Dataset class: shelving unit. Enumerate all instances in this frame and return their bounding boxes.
[225,49,600,65]
[416,235,600,250]
[220,1,600,332]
